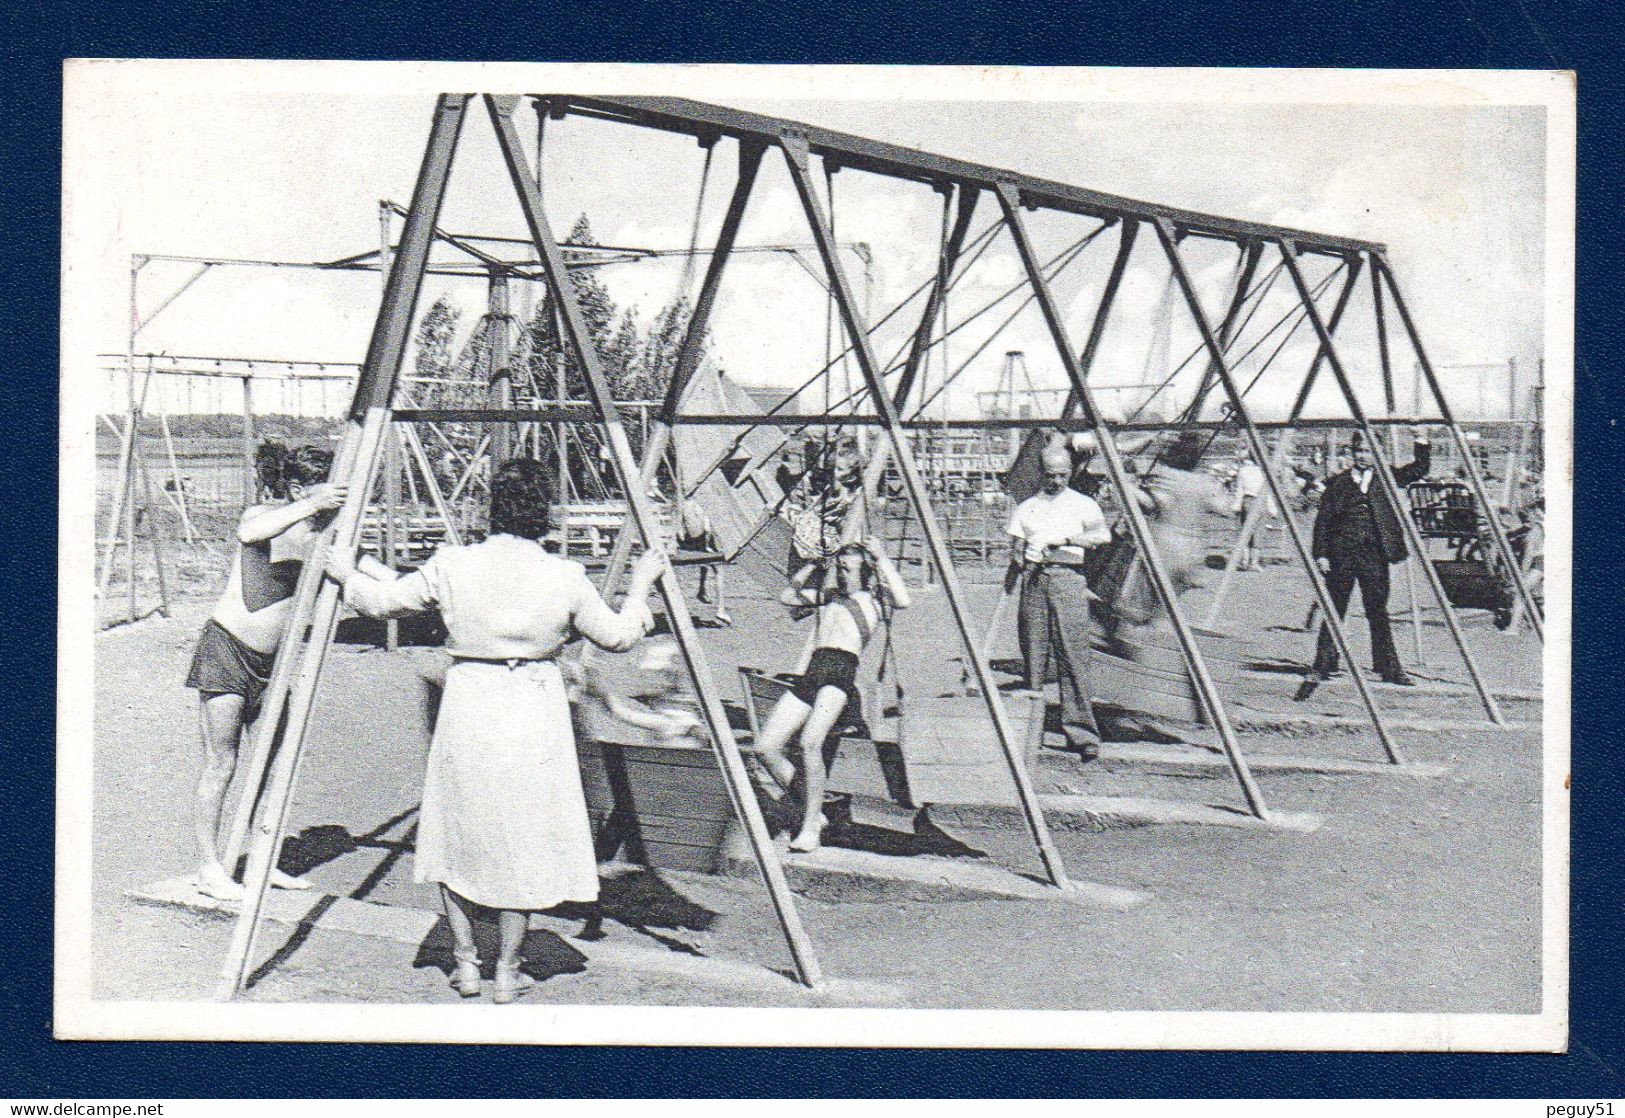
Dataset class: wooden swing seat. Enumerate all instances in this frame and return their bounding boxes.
[572,695,739,875]
[738,667,1037,809]
[1086,621,1245,726]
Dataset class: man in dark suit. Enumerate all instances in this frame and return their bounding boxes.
[1297,429,1431,698]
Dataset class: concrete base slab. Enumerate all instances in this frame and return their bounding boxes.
[724,844,1145,909]
[929,794,1323,835]
[1095,742,1449,779]
[125,875,901,1006]
[523,912,904,1006]
[1241,667,1541,705]
[1229,712,1539,734]
[128,874,439,945]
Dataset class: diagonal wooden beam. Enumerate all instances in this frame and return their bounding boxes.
[488,94,824,989]
[1182,239,1264,422]
[597,139,766,595]
[893,184,981,415]
[218,94,473,999]
[1156,225,1403,764]
[784,138,1074,888]
[1286,256,1366,421]
[841,184,982,543]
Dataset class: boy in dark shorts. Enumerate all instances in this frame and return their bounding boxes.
[185,442,345,900]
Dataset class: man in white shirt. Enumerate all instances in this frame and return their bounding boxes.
[1006,441,1113,757]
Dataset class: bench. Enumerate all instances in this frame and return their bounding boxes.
[552,501,676,558]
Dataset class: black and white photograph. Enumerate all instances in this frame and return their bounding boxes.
[57,62,1571,1048]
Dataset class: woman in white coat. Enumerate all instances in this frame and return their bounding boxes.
[328,459,664,1003]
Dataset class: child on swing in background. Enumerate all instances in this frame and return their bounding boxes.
[183,441,351,900]
[675,499,731,627]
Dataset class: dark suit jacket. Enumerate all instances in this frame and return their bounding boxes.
[1311,441,1431,564]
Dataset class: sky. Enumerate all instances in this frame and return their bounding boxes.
[65,66,1555,423]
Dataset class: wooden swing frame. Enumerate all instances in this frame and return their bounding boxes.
[217,92,1543,999]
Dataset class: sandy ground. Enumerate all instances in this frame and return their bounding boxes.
[87,555,1545,1012]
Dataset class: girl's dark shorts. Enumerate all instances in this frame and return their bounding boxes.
[186,619,277,721]
[791,647,860,708]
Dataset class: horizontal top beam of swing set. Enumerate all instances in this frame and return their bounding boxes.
[390,406,1448,431]
[381,200,872,264]
[540,95,1386,258]
[132,247,646,280]
[136,241,865,284]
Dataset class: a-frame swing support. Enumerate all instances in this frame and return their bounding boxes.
[485,94,824,987]
[593,134,1073,889]
[1151,226,1409,761]
[1276,239,1511,724]
[219,94,825,996]
[218,95,473,998]
[217,91,1543,997]
[1036,210,1406,770]
[1203,261,1370,629]
[994,192,1275,815]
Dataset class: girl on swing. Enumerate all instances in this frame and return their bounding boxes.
[753,537,911,852]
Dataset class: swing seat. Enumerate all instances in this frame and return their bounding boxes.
[572,692,741,875]
[1087,622,1244,726]
[893,694,1042,807]
[1432,557,1514,613]
[1090,623,1246,685]
[738,668,911,804]
[574,733,736,875]
[1090,650,1207,725]
[738,669,1040,809]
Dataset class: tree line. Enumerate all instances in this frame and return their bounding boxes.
[411,215,713,502]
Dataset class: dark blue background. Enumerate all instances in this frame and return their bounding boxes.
[3,0,1617,1098]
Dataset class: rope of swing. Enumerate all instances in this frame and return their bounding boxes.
[1186,259,1349,462]
[673,141,715,310]
[678,211,1015,499]
[1132,258,1347,480]
[680,213,1005,490]
[904,220,1113,421]
[792,218,1112,431]
[1121,255,1287,427]
[702,215,1113,574]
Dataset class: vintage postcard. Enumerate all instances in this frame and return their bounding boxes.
[57,61,1572,1048]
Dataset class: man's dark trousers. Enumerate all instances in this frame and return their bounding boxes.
[1308,442,1429,680]
[1312,551,1403,678]
[1017,565,1101,752]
